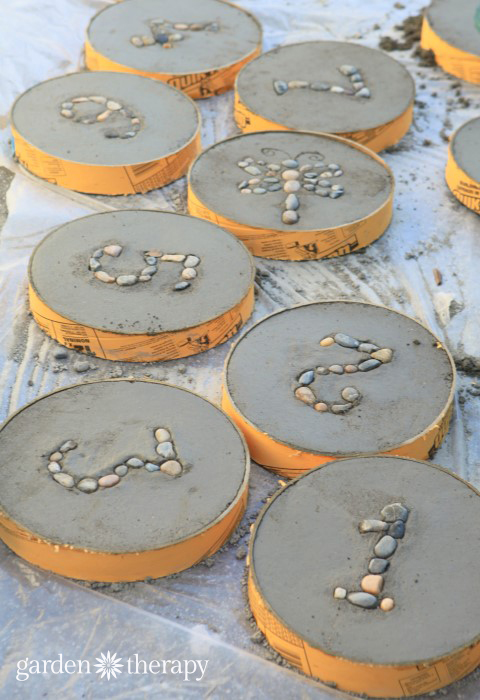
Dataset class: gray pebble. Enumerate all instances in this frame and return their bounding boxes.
[244,165,261,176]
[339,64,358,76]
[238,180,249,190]
[318,180,331,188]
[92,249,104,259]
[334,333,359,348]
[273,80,288,95]
[174,281,190,291]
[145,256,158,265]
[264,177,279,183]
[389,520,405,538]
[316,189,329,197]
[381,503,409,522]
[374,535,398,558]
[267,163,281,171]
[77,478,98,493]
[285,194,299,210]
[356,87,371,98]
[74,361,90,373]
[268,184,282,191]
[331,404,352,414]
[141,266,157,276]
[347,592,378,608]
[328,164,340,170]
[184,255,200,268]
[359,343,379,353]
[60,440,77,452]
[117,275,137,286]
[127,458,144,468]
[350,73,362,82]
[330,191,344,199]
[359,519,388,533]
[282,159,298,168]
[310,82,330,91]
[145,462,161,472]
[156,441,176,459]
[304,172,318,179]
[329,365,344,374]
[316,366,328,375]
[304,184,315,191]
[369,558,390,574]
[89,258,102,272]
[115,465,129,477]
[53,473,74,488]
[282,210,299,225]
[358,359,381,372]
[331,185,344,192]
[53,348,68,360]
[253,188,267,194]
[298,370,315,385]
[341,386,360,402]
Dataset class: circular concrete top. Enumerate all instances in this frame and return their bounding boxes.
[87,0,262,75]
[426,0,480,57]
[0,381,248,553]
[251,456,480,665]
[189,131,393,232]
[29,210,254,334]
[451,117,480,182]
[225,302,454,456]
[11,72,199,166]
[236,42,414,134]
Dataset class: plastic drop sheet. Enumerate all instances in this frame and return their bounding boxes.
[1,0,480,697]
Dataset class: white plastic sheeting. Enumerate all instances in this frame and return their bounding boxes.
[1,0,480,697]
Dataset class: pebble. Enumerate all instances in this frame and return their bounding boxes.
[53,473,74,488]
[156,441,176,459]
[106,100,122,111]
[60,440,77,452]
[104,244,123,257]
[273,80,288,95]
[89,258,102,272]
[282,169,300,181]
[248,179,260,185]
[341,386,360,403]
[334,170,343,177]
[50,451,63,461]
[282,210,299,225]
[160,460,182,476]
[380,598,395,612]
[359,519,388,533]
[332,404,352,414]
[352,82,364,90]
[298,370,315,385]
[318,180,331,188]
[361,574,384,596]
[95,270,115,283]
[381,503,409,522]
[316,189,329,197]
[316,366,328,374]
[358,359,381,372]
[333,587,347,599]
[359,343,379,353]
[331,86,346,93]
[295,386,315,405]
[60,109,73,118]
[175,281,190,291]
[268,184,282,192]
[48,462,62,473]
[283,180,301,193]
[320,171,333,178]
[244,165,262,176]
[241,188,252,194]
[314,402,328,412]
[331,185,343,192]
[169,33,183,42]
[127,457,144,468]
[345,365,358,373]
[339,65,358,75]
[141,266,157,276]
[304,184,315,191]
[350,73,362,83]
[142,35,155,46]
[184,255,200,268]
[131,118,140,125]
[304,172,318,179]
[174,23,188,29]
[238,180,249,190]
[77,478,98,493]
[356,87,371,98]
[334,333,359,349]
[114,465,129,477]
[131,36,144,46]
[238,161,249,168]
[288,80,309,88]
[347,592,378,609]
[282,159,298,168]
[369,558,390,574]
[61,102,73,109]
[371,348,393,364]
[374,535,398,558]
[389,520,405,539]
[92,249,104,259]
[72,97,89,103]
[153,32,170,44]
[285,194,299,210]
[310,82,330,91]
[162,254,185,262]
[74,361,90,373]
[155,428,171,442]
[117,275,137,286]
[96,110,112,122]
[182,267,197,280]
[253,187,267,194]
[320,337,334,346]
[139,275,151,282]
[268,163,281,171]
[329,365,344,374]
[144,462,160,472]
[330,191,344,199]
[145,256,158,265]
[99,474,120,488]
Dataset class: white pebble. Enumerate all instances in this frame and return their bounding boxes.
[244,165,261,176]
[77,478,98,493]
[356,87,371,98]
[285,194,299,211]
[283,180,301,193]
[88,95,107,104]
[116,275,137,286]
[60,109,73,118]
[334,587,347,599]
[139,275,151,282]
[48,462,62,473]
[127,457,145,468]
[53,473,74,488]
[160,460,182,476]
[131,36,144,46]
[182,267,197,280]
[107,100,122,111]
[282,210,299,225]
[155,428,171,442]
[288,80,309,88]
[142,35,155,46]
[169,33,183,41]
[60,440,77,452]
[330,86,345,93]
[282,169,300,181]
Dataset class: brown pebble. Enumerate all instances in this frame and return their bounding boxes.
[295,387,316,405]
[433,268,442,286]
[314,402,328,412]
[380,597,395,611]
[361,574,384,596]
[320,337,334,346]
[98,474,120,488]
[345,365,358,373]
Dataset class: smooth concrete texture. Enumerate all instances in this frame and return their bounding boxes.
[189,131,393,232]
[236,41,415,133]
[252,456,480,665]
[426,0,480,56]
[0,381,248,552]
[11,72,199,166]
[226,302,454,455]
[88,0,261,74]
[451,117,480,182]
[29,210,254,333]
